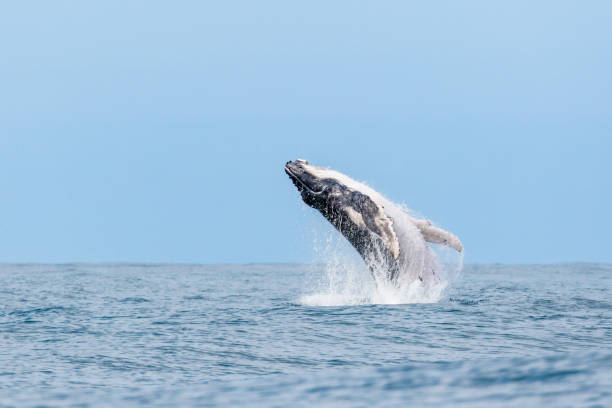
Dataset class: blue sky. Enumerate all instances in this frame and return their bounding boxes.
[1,1,610,263]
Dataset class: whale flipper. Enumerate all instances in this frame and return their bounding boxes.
[410,218,464,252]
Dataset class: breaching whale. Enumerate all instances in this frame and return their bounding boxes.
[285,159,463,286]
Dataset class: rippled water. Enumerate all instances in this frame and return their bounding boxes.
[0,263,610,407]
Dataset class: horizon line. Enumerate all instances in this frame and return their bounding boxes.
[0,261,610,267]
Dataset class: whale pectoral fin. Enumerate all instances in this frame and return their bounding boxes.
[412,219,463,252]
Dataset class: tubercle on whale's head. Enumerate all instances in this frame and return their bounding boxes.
[285,159,331,196]
[284,159,350,220]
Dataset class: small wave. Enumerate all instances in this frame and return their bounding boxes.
[449,297,481,306]
[183,295,207,300]
[119,297,150,303]
[571,297,612,310]
[8,306,69,317]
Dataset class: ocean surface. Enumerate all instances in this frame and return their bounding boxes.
[0,263,610,407]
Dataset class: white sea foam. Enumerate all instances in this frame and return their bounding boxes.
[298,257,454,306]
[298,196,463,306]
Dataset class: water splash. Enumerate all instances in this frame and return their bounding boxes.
[298,203,463,306]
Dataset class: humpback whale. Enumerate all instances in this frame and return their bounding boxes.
[285,159,463,286]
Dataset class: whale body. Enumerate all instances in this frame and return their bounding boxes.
[285,159,463,286]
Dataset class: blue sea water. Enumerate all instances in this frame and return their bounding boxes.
[0,263,610,407]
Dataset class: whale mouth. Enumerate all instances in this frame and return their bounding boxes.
[285,163,326,195]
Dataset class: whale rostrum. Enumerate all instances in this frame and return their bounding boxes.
[285,159,462,285]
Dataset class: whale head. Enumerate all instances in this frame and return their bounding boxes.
[284,159,357,210]
[285,159,403,278]
[284,159,329,197]
[284,160,384,228]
